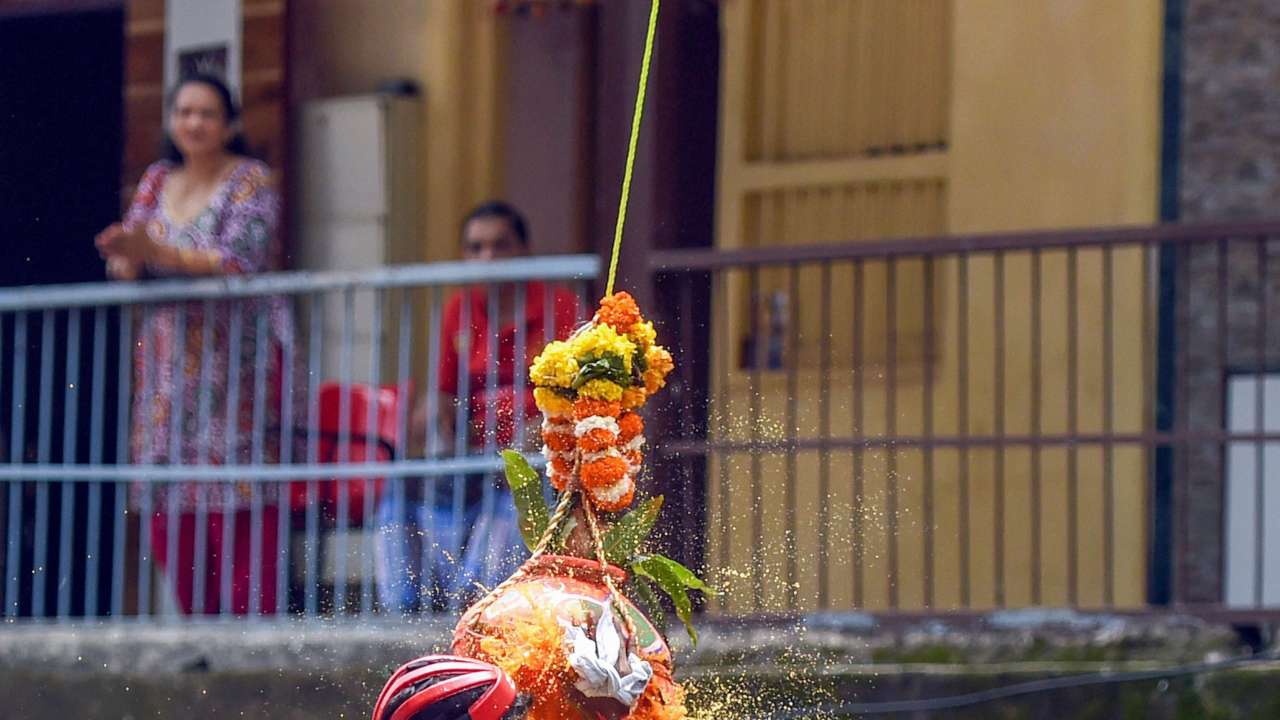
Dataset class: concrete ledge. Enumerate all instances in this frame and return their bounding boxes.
[0,611,1266,718]
[0,618,457,674]
[6,660,1280,719]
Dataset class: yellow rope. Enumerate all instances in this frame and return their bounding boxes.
[465,0,660,645]
[582,497,640,641]
[465,486,578,619]
[604,0,661,297]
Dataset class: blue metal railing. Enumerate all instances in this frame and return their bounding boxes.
[0,255,598,623]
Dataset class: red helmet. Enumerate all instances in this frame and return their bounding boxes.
[372,655,527,720]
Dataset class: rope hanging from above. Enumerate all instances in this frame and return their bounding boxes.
[605,0,660,298]
[449,5,697,718]
[467,0,663,621]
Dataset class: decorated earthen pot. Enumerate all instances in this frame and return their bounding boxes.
[453,554,669,665]
[451,554,680,719]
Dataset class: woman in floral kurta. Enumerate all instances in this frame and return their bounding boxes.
[97,74,291,615]
[123,158,290,497]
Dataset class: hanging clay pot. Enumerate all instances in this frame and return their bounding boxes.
[452,554,679,719]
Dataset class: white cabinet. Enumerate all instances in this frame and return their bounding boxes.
[295,94,419,382]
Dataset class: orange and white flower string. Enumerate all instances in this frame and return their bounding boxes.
[529,291,672,514]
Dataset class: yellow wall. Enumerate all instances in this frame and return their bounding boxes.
[291,0,428,100]
[940,0,1162,609]
[949,0,1162,231]
[708,0,1163,614]
[291,0,505,262]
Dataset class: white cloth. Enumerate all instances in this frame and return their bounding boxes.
[561,603,653,707]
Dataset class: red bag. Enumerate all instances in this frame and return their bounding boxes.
[289,381,410,524]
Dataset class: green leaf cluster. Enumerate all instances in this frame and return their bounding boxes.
[500,451,714,645]
[572,354,632,390]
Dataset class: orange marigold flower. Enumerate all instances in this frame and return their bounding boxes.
[643,369,667,395]
[623,450,643,468]
[643,345,674,394]
[620,387,648,410]
[617,412,644,442]
[588,477,635,512]
[579,456,628,489]
[594,291,643,332]
[573,398,621,420]
[547,468,568,491]
[576,428,616,454]
[542,431,576,453]
[647,344,674,375]
[549,455,574,475]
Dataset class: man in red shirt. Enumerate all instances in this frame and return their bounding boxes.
[378,202,580,612]
[428,203,581,452]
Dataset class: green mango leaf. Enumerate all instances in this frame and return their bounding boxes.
[656,554,716,596]
[632,554,712,646]
[603,495,664,564]
[630,575,668,633]
[501,449,550,551]
[573,354,631,389]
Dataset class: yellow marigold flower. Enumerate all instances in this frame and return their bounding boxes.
[629,320,657,348]
[577,378,625,402]
[533,387,573,415]
[568,323,636,372]
[529,340,578,388]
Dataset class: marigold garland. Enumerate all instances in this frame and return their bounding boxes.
[643,345,674,394]
[630,320,658,348]
[544,431,576,453]
[529,342,579,389]
[572,323,637,372]
[578,428,616,453]
[589,476,636,512]
[530,291,672,514]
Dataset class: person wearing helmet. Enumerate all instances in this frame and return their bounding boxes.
[372,655,529,720]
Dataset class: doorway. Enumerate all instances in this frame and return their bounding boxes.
[0,2,125,618]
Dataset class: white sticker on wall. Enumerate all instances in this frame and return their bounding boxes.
[164,0,241,96]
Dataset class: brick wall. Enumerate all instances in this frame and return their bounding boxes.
[1175,0,1280,602]
[1180,0,1280,220]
